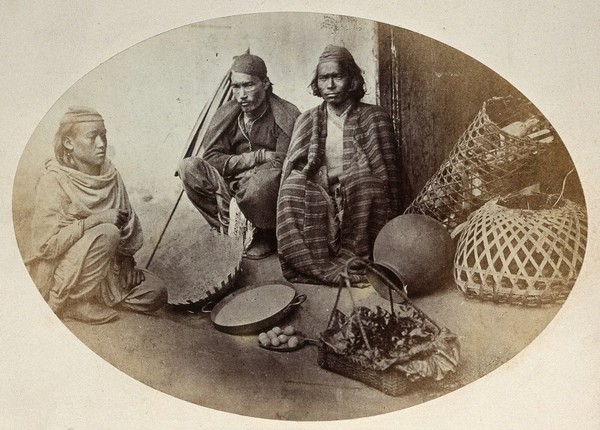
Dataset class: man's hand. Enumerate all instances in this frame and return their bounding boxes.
[261,151,285,168]
[119,256,145,291]
[85,209,128,230]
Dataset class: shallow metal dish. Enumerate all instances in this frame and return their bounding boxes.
[202,282,306,335]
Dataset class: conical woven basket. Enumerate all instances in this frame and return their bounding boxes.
[453,194,587,305]
[405,97,554,232]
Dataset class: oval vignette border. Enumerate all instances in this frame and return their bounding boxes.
[2,2,600,430]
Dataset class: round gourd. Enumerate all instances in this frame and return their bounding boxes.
[371,214,455,297]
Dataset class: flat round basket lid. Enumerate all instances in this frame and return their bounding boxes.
[212,283,296,328]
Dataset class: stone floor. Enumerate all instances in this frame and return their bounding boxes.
[63,250,560,421]
[11,187,557,421]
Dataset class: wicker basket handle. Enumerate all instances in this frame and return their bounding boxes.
[325,256,444,352]
[326,257,404,354]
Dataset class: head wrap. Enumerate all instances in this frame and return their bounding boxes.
[230,53,268,79]
[54,107,105,168]
[318,45,355,65]
[60,106,104,125]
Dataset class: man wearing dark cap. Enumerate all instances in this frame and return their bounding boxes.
[277,45,400,284]
[27,107,168,324]
[179,53,300,259]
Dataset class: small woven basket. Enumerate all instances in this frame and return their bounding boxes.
[453,193,587,305]
[317,343,410,396]
[318,257,459,396]
[405,97,555,232]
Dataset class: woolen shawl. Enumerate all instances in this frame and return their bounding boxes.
[277,102,400,285]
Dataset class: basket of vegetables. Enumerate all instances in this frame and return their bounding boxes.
[318,257,460,396]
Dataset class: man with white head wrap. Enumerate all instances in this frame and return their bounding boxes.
[28,107,167,324]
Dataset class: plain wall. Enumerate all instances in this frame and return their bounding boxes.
[378,25,583,210]
[13,13,378,257]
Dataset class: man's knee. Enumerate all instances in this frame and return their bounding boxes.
[179,157,224,199]
[178,157,208,182]
[87,223,121,253]
[178,157,195,182]
[79,223,121,255]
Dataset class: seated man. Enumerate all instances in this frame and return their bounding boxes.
[178,53,301,259]
[28,107,168,324]
[277,45,401,285]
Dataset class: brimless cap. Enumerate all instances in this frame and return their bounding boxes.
[318,44,355,65]
[230,53,268,79]
[60,106,104,125]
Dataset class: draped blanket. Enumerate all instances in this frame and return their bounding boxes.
[277,102,400,285]
[28,159,142,297]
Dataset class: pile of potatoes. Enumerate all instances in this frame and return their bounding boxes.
[258,325,300,348]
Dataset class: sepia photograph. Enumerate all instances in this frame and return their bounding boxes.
[2,1,600,429]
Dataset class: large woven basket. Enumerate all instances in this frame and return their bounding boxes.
[405,97,555,232]
[453,193,587,305]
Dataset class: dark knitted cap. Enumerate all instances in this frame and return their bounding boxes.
[230,53,268,79]
[318,45,355,65]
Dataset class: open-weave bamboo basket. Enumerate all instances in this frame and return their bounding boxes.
[405,97,555,232]
[453,193,587,305]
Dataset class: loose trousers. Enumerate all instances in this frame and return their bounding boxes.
[47,223,167,314]
[178,157,281,230]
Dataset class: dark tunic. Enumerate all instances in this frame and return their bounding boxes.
[180,93,300,228]
[202,93,300,178]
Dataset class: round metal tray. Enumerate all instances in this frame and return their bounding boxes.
[203,282,306,335]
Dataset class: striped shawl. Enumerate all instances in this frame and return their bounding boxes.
[277,102,400,285]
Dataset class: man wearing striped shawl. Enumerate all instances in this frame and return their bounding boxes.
[277,45,401,285]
